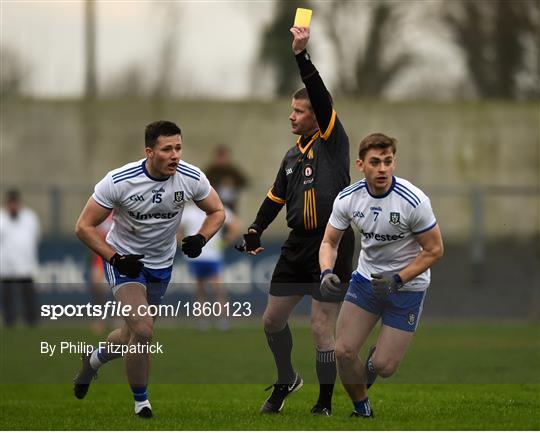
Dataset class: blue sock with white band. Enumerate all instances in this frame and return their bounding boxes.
[131,385,148,402]
[89,347,111,370]
[131,385,151,414]
[353,397,372,416]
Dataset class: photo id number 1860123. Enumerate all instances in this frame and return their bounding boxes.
[183,301,252,317]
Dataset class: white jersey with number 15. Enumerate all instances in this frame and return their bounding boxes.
[92,159,211,269]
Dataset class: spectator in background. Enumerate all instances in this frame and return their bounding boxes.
[0,189,41,327]
[205,145,249,212]
[178,203,241,331]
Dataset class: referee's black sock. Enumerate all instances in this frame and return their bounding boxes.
[316,349,337,408]
[265,323,296,384]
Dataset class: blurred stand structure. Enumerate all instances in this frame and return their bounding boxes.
[2,98,539,320]
[0,190,41,327]
[1,0,538,321]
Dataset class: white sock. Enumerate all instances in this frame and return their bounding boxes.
[89,349,102,370]
[135,399,152,414]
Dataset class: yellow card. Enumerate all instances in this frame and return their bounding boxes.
[294,8,312,28]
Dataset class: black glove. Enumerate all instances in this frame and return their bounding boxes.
[320,269,342,298]
[182,234,206,258]
[370,273,404,299]
[110,253,144,278]
[234,225,262,253]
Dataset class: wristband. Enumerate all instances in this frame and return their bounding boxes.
[393,274,404,288]
[320,269,333,280]
[248,223,262,234]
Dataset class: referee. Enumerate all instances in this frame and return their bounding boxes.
[241,26,354,416]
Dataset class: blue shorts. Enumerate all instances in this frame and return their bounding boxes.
[188,260,222,279]
[103,260,172,305]
[345,272,427,332]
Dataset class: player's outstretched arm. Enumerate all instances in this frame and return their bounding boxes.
[182,189,224,258]
[399,224,444,283]
[75,197,116,261]
[193,188,225,239]
[319,224,345,297]
[319,223,344,273]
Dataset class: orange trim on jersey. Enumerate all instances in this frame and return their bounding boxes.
[320,109,337,141]
[308,190,313,230]
[307,190,311,230]
[303,190,308,229]
[303,188,317,230]
[267,189,285,205]
[296,131,321,154]
[311,188,317,229]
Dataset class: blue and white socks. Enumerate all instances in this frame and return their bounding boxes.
[89,347,110,370]
[353,397,373,417]
[131,386,151,414]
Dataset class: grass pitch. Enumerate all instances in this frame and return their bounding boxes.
[1,321,539,430]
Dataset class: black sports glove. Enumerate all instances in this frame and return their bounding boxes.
[370,273,404,299]
[109,253,144,278]
[320,269,342,298]
[181,234,206,258]
[234,225,262,253]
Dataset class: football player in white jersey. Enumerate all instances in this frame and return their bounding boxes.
[73,120,225,418]
[319,133,444,418]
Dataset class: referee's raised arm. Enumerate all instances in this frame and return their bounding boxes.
[290,26,333,137]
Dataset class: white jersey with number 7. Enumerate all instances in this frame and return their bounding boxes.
[328,176,437,292]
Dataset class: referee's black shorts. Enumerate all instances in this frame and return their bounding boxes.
[269,226,355,302]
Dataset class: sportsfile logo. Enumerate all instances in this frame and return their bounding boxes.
[128,211,179,220]
[360,229,405,242]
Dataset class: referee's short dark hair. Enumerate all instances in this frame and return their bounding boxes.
[292,87,333,111]
[358,133,397,160]
[145,120,182,148]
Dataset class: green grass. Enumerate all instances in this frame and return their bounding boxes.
[1,384,538,430]
[1,322,539,430]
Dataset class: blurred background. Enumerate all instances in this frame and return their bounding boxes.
[1,0,539,324]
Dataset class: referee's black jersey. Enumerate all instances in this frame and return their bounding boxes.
[267,111,350,233]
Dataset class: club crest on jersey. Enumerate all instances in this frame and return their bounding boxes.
[408,313,416,326]
[389,212,401,225]
[174,191,184,203]
[303,164,313,178]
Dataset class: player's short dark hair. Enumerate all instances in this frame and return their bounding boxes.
[292,87,333,111]
[145,120,181,148]
[358,133,397,160]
